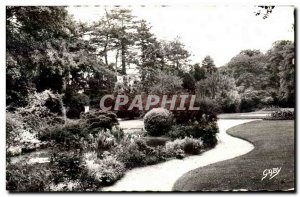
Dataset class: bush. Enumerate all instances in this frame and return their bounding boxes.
[110,126,125,142]
[181,137,203,155]
[172,97,220,124]
[6,163,51,192]
[50,151,83,181]
[217,92,240,113]
[261,105,280,111]
[165,139,185,159]
[40,111,120,150]
[89,132,116,157]
[116,138,150,168]
[168,121,218,147]
[45,96,63,115]
[6,90,65,155]
[64,92,90,119]
[40,122,84,142]
[240,89,263,112]
[265,109,294,120]
[6,112,41,155]
[81,110,119,132]
[144,108,173,136]
[83,152,125,185]
[165,137,203,156]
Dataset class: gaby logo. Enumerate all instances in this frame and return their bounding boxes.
[99,95,200,111]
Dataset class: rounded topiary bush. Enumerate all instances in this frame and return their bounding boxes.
[144,108,173,137]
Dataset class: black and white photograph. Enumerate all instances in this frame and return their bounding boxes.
[5,2,295,192]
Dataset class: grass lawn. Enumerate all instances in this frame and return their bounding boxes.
[173,120,295,191]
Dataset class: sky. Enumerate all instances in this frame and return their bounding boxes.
[67,5,294,67]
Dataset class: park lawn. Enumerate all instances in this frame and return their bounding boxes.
[173,120,295,191]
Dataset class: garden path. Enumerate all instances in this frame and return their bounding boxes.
[102,119,259,191]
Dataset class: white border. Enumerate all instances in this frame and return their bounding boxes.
[1,0,299,196]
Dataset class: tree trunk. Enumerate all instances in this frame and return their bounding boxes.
[115,49,119,78]
[104,42,108,66]
[121,38,126,75]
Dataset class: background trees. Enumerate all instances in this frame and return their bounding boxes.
[220,43,295,111]
[6,6,295,116]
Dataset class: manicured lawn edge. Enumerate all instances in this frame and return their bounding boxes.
[172,120,295,191]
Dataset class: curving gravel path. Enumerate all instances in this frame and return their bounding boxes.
[102,119,259,192]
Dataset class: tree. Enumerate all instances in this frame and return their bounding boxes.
[149,70,183,95]
[193,63,206,81]
[180,72,196,93]
[196,72,240,112]
[201,56,217,75]
[135,20,165,70]
[6,6,75,107]
[163,37,190,71]
[266,40,295,106]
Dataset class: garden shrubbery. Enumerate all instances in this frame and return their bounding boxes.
[168,121,218,147]
[64,89,90,119]
[144,108,173,136]
[6,163,52,192]
[83,152,125,186]
[6,90,65,156]
[81,110,119,131]
[265,109,294,120]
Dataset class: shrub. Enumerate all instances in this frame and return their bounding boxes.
[64,92,90,119]
[110,126,125,142]
[144,108,173,136]
[88,131,116,157]
[181,137,203,155]
[6,112,42,155]
[6,90,65,154]
[165,139,185,159]
[45,96,63,115]
[81,110,119,132]
[50,151,82,181]
[168,121,218,147]
[40,111,120,150]
[6,163,51,192]
[172,97,220,124]
[40,122,84,142]
[165,137,203,156]
[240,89,263,112]
[261,105,280,111]
[265,109,294,120]
[116,138,150,168]
[39,122,86,151]
[83,152,125,185]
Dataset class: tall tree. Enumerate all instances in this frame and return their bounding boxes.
[163,37,190,71]
[6,6,75,107]
[201,56,217,75]
[266,40,295,106]
[193,63,206,81]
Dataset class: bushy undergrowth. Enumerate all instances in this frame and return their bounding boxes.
[168,121,218,147]
[6,90,64,156]
[6,163,52,191]
[265,109,294,120]
[166,137,203,156]
[83,152,125,186]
